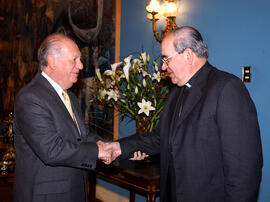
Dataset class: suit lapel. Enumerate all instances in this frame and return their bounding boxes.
[170,86,202,140]
[67,91,85,137]
[178,86,202,125]
[172,63,213,136]
[169,87,183,134]
[36,72,82,137]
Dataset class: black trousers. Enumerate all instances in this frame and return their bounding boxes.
[166,154,177,202]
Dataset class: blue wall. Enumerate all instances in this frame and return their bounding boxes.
[106,0,270,201]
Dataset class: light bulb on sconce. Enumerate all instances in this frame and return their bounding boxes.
[146,0,179,43]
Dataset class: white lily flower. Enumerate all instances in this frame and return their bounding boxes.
[152,72,161,82]
[107,89,118,101]
[141,52,147,64]
[124,55,132,64]
[104,70,112,76]
[111,62,122,72]
[105,62,121,76]
[138,99,155,116]
[123,62,131,82]
[123,55,132,81]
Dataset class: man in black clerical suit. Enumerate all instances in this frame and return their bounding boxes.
[13,33,114,202]
[105,26,263,202]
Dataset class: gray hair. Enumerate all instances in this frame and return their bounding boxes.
[173,26,209,58]
[37,33,70,70]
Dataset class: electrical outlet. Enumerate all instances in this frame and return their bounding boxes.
[242,66,251,82]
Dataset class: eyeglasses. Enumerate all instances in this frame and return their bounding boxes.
[161,52,179,67]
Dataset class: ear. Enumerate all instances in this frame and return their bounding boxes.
[47,54,57,70]
[184,48,193,64]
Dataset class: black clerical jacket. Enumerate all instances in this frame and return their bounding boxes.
[119,62,263,202]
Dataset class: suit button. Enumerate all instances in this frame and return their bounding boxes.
[77,138,82,142]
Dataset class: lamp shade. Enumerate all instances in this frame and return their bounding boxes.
[163,1,178,17]
[146,0,161,13]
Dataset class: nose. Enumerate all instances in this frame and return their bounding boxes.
[77,60,83,70]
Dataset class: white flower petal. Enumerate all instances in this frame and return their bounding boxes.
[111,62,122,72]
[124,55,132,64]
[123,63,130,81]
[137,99,155,116]
[104,70,113,76]
[152,72,161,82]
[107,89,118,101]
[141,52,146,63]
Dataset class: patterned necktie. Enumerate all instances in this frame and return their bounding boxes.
[62,90,81,135]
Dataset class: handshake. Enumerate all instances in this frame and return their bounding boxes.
[96,141,148,164]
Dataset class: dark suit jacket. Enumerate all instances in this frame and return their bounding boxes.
[119,62,263,202]
[13,72,101,202]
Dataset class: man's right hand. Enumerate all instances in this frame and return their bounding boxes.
[103,142,122,164]
[96,141,114,164]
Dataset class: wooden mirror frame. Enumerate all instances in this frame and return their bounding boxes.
[113,0,121,140]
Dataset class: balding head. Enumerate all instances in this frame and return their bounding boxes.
[38,34,75,70]
[171,26,209,58]
[38,33,83,90]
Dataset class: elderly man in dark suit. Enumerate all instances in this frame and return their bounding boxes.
[105,26,263,202]
[13,33,114,202]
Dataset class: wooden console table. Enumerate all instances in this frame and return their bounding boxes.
[89,155,160,202]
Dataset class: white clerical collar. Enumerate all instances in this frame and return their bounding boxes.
[185,82,192,88]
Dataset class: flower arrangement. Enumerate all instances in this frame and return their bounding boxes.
[92,52,169,134]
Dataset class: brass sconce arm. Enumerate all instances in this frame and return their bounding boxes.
[149,12,162,43]
[146,0,179,43]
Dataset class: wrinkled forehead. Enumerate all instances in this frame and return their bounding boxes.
[161,34,175,55]
[61,38,81,57]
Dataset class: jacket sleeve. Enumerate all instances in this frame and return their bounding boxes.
[14,91,99,170]
[119,123,161,160]
[217,77,263,202]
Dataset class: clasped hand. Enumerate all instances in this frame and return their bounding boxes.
[96,141,148,165]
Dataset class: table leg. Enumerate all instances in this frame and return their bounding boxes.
[130,191,135,202]
[146,193,156,202]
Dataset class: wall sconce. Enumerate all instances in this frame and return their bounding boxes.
[146,0,179,43]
